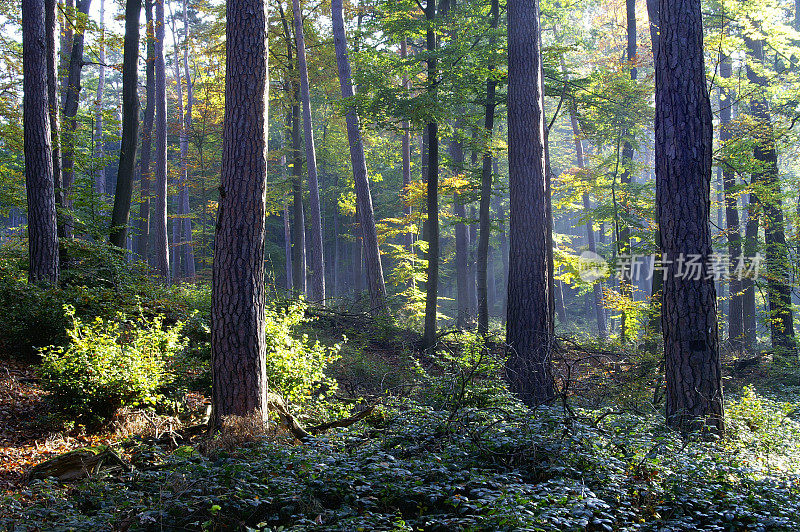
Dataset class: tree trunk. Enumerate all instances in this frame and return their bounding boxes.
[332,0,388,315]
[452,132,469,329]
[153,0,170,283]
[718,54,744,354]
[180,0,195,278]
[45,0,62,238]
[23,0,59,284]
[60,0,92,239]
[291,100,307,296]
[134,0,155,260]
[656,0,723,433]
[422,0,440,349]
[477,0,499,336]
[505,0,554,405]
[744,35,796,356]
[169,4,185,281]
[618,0,636,342]
[92,0,106,196]
[292,0,325,302]
[211,0,269,428]
[109,0,141,249]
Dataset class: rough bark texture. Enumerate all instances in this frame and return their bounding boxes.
[211,0,269,428]
[153,0,170,283]
[60,0,92,239]
[477,0,499,336]
[744,35,796,356]
[134,0,155,261]
[109,0,141,248]
[332,0,388,314]
[505,0,554,405]
[656,0,723,433]
[718,55,744,353]
[23,0,60,284]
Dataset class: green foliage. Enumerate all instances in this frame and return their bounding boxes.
[6,389,800,531]
[39,307,187,425]
[264,300,343,407]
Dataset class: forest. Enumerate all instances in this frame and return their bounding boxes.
[3,0,800,529]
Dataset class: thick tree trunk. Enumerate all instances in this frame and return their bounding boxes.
[109,0,141,249]
[153,0,170,283]
[744,35,796,356]
[718,54,744,354]
[332,0,388,314]
[23,0,59,284]
[92,0,106,196]
[477,0,499,336]
[134,0,155,260]
[211,0,269,428]
[292,0,325,302]
[60,0,92,239]
[505,0,554,405]
[656,0,723,433]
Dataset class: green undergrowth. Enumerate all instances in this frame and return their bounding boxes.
[3,388,800,531]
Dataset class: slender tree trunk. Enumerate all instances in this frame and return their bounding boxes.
[153,0,170,283]
[134,0,155,260]
[181,0,195,278]
[656,0,723,433]
[744,35,796,356]
[282,153,293,291]
[719,54,744,353]
[291,101,307,296]
[170,5,185,281]
[23,0,59,284]
[46,0,62,239]
[618,0,636,341]
[452,131,469,329]
[211,0,269,428]
[505,0,554,404]
[401,39,413,260]
[60,0,92,239]
[292,0,325,302]
[109,0,141,249]
[332,0,388,314]
[477,0,499,336]
[92,0,106,195]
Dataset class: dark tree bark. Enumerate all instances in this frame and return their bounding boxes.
[292,0,325,302]
[744,35,796,356]
[45,0,62,236]
[153,0,170,283]
[134,0,155,261]
[477,0,499,336]
[23,0,59,284]
[718,54,745,354]
[109,0,141,248]
[656,0,723,433]
[332,0,388,314]
[505,0,554,404]
[211,0,269,428]
[422,0,440,349]
[60,0,92,239]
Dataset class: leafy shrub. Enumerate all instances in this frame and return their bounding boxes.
[39,307,187,425]
[264,300,343,406]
